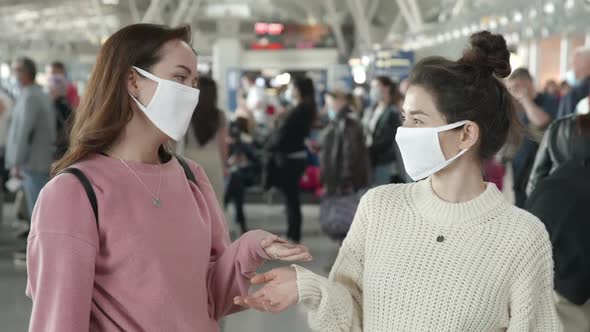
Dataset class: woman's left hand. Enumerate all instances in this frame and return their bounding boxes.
[261,235,313,262]
[234,266,298,313]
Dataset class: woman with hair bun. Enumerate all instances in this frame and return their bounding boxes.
[235,31,560,331]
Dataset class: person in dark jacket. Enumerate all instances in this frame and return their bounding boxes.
[265,77,317,243]
[525,111,590,331]
[527,111,590,196]
[224,116,260,235]
[320,90,370,196]
[363,76,403,186]
[47,75,73,160]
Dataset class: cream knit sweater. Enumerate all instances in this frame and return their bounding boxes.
[295,179,560,331]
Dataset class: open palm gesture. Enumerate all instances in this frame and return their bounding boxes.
[234,266,299,313]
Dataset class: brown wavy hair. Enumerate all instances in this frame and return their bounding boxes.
[191,76,221,146]
[51,23,191,176]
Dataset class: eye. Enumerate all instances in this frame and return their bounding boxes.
[413,118,424,125]
[174,75,186,83]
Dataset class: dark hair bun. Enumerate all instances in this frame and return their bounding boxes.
[460,31,511,78]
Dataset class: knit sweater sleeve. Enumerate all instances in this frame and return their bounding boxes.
[294,193,369,332]
[507,216,560,332]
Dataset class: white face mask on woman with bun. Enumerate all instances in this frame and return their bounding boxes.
[396,85,480,181]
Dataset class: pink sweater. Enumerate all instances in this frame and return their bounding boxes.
[26,153,270,331]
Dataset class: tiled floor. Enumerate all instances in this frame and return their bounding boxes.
[0,201,340,332]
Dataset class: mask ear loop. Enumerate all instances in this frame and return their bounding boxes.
[128,67,162,111]
[435,120,470,133]
[132,66,161,83]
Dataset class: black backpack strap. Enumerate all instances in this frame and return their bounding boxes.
[175,154,197,184]
[59,168,99,225]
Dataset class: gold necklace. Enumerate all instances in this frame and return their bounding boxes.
[114,155,163,208]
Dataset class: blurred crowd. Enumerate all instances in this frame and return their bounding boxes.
[174,46,590,252]
[2,48,589,248]
[1,45,589,328]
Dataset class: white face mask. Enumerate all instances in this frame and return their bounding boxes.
[129,66,200,141]
[395,120,469,181]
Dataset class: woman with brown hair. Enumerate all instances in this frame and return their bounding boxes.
[25,23,311,331]
[181,76,228,205]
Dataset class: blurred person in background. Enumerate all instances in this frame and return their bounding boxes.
[183,76,228,204]
[363,76,403,186]
[0,87,14,190]
[506,68,558,208]
[26,23,310,331]
[526,107,590,331]
[558,47,590,118]
[47,75,73,160]
[265,77,317,243]
[544,79,560,99]
[346,93,359,116]
[527,101,590,195]
[224,115,261,235]
[317,90,370,242]
[351,86,367,117]
[234,90,257,135]
[321,90,369,196]
[48,61,80,109]
[560,80,572,98]
[6,57,56,220]
[242,74,267,129]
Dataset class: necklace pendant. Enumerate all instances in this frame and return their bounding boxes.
[153,197,161,208]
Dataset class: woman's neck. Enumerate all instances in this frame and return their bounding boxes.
[107,143,161,164]
[430,160,486,203]
[107,121,163,164]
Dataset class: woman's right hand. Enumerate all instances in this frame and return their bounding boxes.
[234,266,299,313]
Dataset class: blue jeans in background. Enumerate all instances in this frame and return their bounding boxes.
[22,170,49,219]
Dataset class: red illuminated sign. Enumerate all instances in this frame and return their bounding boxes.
[254,22,284,35]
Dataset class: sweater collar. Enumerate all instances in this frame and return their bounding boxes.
[411,177,507,226]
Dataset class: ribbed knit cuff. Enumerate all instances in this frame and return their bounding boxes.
[293,264,327,309]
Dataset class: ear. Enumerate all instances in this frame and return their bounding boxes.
[459,121,480,150]
[126,68,140,98]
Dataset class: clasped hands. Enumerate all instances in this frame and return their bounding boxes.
[234,235,308,313]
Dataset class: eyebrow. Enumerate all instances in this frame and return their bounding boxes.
[176,65,192,75]
[404,109,430,117]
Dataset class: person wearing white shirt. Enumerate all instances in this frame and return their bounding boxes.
[242,74,268,126]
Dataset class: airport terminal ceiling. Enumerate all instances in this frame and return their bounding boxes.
[0,0,589,62]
